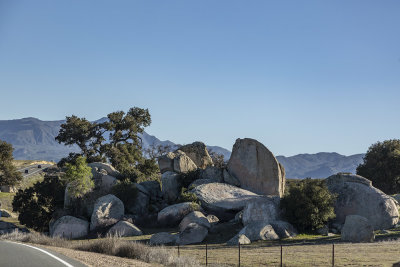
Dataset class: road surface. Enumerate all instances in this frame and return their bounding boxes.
[17,164,53,178]
[0,241,86,267]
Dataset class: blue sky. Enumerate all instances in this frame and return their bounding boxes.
[0,1,399,156]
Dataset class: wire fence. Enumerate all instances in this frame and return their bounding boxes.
[171,242,400,266]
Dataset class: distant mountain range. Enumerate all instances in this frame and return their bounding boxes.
[0,117,365,179]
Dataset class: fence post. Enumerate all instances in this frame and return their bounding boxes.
[332,243,335,267]
[206,243,208,266]
[238,242,241,267]
[280,245,283,267]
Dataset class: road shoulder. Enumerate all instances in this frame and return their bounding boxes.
[38,245,161,267]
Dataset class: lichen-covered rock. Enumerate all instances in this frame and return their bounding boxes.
[88,162,120,177]
[341,215,375,242]
[139,180,162,200]
[226,234,251,245]
[107,221,142,237]
[242,198,279,225]
[50,216,89,239]
[227,138,285,197]
[238,222,279,241]
[199,166,223,182]
[326,173,399,230]
[179,142,213,169]
[100,175,117,191]
[176,223,208,245]
[192,183,262,221]
[223,169,240,187]
[207,214,219,226]
[189,179,214,189]
[161,171,181,203]
[90,194,124,231]
[150,232,177,245]
[157,202,199,226]
[158,152,176,174]
[179,211,211,232]
[173,150,198,173]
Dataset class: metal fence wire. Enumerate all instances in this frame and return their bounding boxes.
[173,243,365,267]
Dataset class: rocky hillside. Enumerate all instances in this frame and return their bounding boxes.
[0,117,177,161]
[0,118,365,178]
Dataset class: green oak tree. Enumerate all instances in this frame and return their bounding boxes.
[0,140,22,186]
[357,139,400,194]
[56,107,158,182]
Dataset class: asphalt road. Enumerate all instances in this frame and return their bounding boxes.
[17,164,53,178]
[0,241,86,267]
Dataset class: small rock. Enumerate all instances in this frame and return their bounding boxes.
[176,223,208,245]
[150,232,177,245]
[341,215,375,243]
[206,215,219,226]
[227,234,251,245]
[107,221,142,237]
[50,216,89,239]
[316,225,329,236]
[270,220,297,238]
[239,222,279,241]
[179,211,210,232]
[158,202,200,226]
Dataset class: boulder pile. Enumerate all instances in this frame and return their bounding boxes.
[9,138,398,246]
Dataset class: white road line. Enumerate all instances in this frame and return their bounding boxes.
[4,241,75,267]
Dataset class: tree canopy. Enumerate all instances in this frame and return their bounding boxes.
[0,140,22,186]
[13,174,65,232]
[56,107,158,182]
[357,139,400,194]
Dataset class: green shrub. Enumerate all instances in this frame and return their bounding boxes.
[280,178,336,232]
[12,174,66,232]
[178,187,199,204]
[111,179,138,210]
[179,170,201,188]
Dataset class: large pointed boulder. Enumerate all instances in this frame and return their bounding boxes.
[227,138,285,197]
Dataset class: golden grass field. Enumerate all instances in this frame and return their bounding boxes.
[169,240,400,266]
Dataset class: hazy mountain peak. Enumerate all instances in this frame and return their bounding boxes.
[0,117,364,179]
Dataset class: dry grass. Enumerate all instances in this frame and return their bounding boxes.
[0,231,201,267]
[13,160,55,169]
[0,192,14,211]
[18,172,45,190]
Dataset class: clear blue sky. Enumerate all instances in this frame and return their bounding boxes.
[1,1,399,156]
